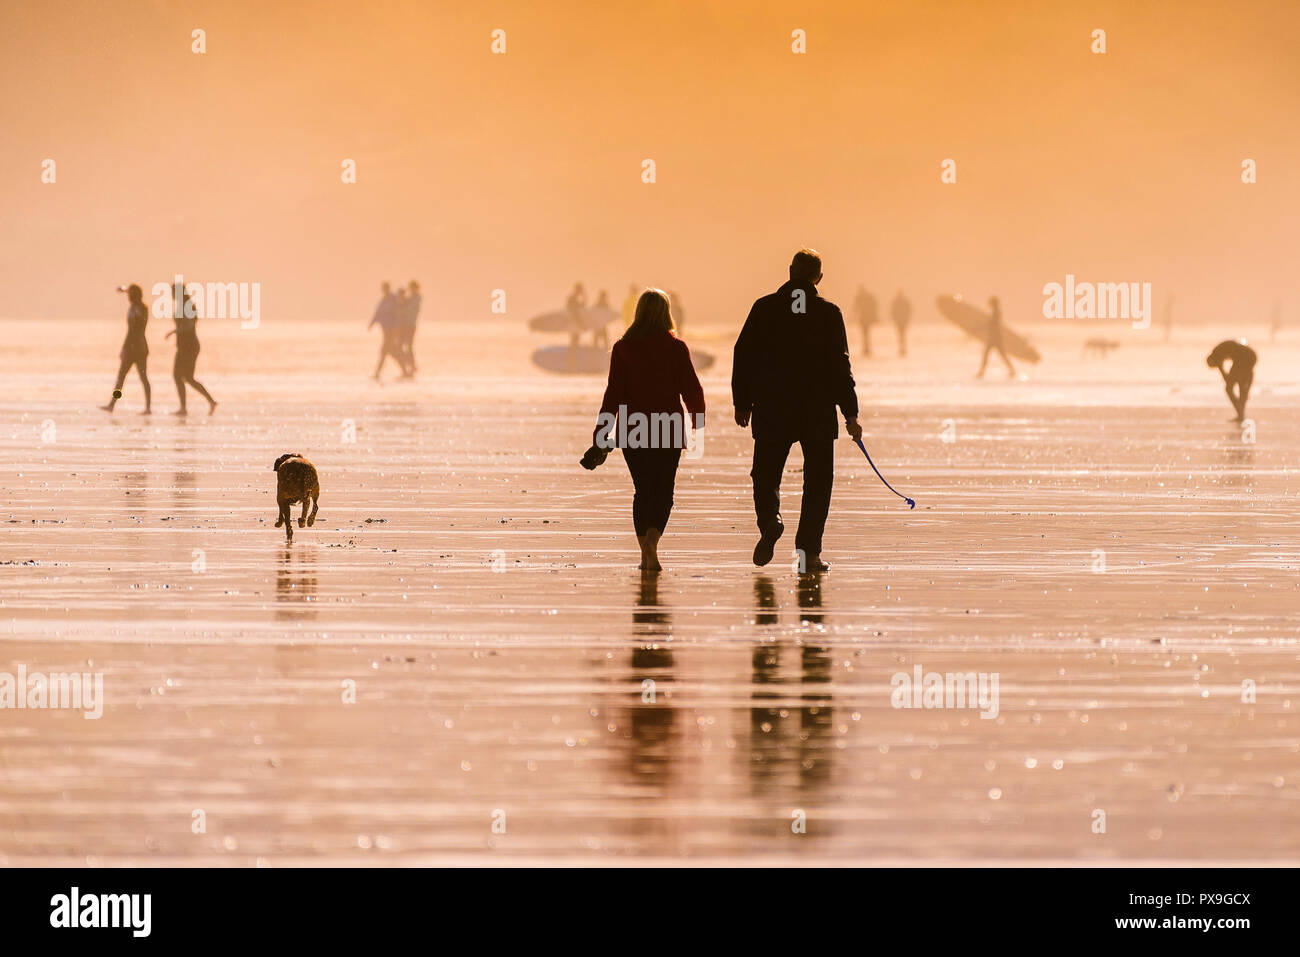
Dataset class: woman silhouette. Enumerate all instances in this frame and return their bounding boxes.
[100,284,151,414]
[581,289,705,571]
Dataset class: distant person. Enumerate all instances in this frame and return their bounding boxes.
[854,285,879,357]
[165,279,217,415]
[976,295,1015,379]
[593,289,611,349]
[669,291,685,336]
[1207,339,1257,422]
[397,280,421,377]
[392,287,409,374]
[1270,300,1282,342]
[100,283,151,414]
[368,281,400,379]
[1162,295,1174,341]
[566,282,587,349]
[580,289,705,572]
[890,289,911,357]
[732,248,862,573]
[621,284,639,329]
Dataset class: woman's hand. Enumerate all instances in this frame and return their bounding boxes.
[580,445,609,470]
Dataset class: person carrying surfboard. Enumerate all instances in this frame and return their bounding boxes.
[977,295,1016,379]
[593,289,611,349]
[621,285,639,330]
[732,248,862,573]
[1206,338,1256,422]
[565,282,587,350]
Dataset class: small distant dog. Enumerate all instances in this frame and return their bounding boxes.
[1083,338,1121,357]
[272,453,320,541]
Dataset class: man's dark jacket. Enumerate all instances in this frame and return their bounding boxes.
[732,280,859,441]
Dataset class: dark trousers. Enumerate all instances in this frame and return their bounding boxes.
[624,447,682,537]
[751,437,834,557]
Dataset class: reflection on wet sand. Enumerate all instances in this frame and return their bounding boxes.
[745,574,835,841]
[275,544,318,620]
[7,317,1300,863]
[622,572,677,791]
[1220,441,1255,489]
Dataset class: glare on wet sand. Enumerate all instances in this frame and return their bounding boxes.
[1,317,1298,865]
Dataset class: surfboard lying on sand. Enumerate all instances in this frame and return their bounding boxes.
[688,349,716,371]
[935,294,1041,363]
[528,306,619,333]
[531,345,610,374]
[531,345,717,375]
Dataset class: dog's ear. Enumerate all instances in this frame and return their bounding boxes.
[273,453,293,472]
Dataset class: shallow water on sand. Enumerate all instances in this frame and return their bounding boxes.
[1,318,1298,864]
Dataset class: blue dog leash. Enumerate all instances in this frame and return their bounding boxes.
[853,437,916,509]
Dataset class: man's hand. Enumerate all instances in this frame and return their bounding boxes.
[734,408,751,428]
[845,417,863,441]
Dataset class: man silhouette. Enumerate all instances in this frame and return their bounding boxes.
[854,284,878,357]
[977,295,1015,378]
[397,279,421,377]
[1206,339,1257,422]
[890,288,911,357]
[733,249,862,572]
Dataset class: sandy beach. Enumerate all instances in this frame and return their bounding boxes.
[1,315,1297,865]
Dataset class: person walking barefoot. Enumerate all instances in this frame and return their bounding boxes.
[581,289,705,572]
[100,283,152,414]
[166,279,217,415]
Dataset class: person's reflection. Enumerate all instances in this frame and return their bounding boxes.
[797,570,824,625]
[275,543,318,620]
[120,472,147,519]
[746,572,836,831]
[623,572,677,792]
[750,576,783,788]
[754,575,779,626]
[172,470,197,506]
[797,573,833,789]
[1221,443,1255,489]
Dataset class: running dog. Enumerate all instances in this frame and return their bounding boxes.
[272,453,320,541]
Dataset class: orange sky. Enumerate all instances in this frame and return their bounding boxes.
[2,0,1297,326]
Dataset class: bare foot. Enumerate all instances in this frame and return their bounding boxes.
[208,400,218,415]
[639,529,663,572]
[172,408,188,416]
[139,408,151,415]
[99,404,114,412]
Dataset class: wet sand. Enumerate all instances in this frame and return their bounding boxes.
[2,317,1298,864]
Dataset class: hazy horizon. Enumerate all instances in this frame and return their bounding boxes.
[4,0,1298,326]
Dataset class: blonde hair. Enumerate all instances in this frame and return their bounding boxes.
[620,288,675,341]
